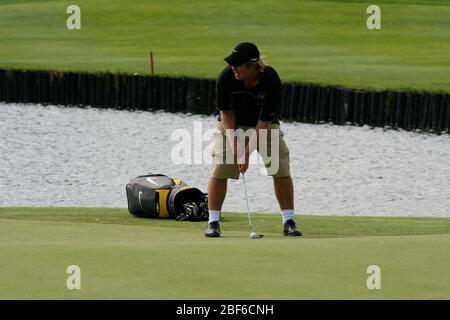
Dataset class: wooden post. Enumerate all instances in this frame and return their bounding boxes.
[149,51,154,75]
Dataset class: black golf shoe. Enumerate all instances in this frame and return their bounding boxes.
[205,221,221,237]
[283,219,303,236]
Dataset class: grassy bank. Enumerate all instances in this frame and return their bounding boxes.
[1,207,449,299]
[0,0,449,92]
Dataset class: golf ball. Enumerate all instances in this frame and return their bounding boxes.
[250,232,257,239]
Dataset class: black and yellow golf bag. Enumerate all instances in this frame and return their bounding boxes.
[125,174,208,221]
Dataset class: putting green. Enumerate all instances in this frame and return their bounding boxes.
[1,208,449,299]
[0,0,449,92]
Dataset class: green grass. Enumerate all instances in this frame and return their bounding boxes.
[1,207,450,299]
[0,0,449,92]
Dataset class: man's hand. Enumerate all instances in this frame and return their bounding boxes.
[234,138,248,173]
[239,163,249,173]
[238,149,250,173]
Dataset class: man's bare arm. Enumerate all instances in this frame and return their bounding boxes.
[238,120,271,173]
[247,120,271,157]
[220,110,235,131]
[220,110,238,155]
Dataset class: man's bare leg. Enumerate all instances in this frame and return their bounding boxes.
[273,176,294,210]
[208,177,228,211]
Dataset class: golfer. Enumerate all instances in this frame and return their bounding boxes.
[205,42,302,238]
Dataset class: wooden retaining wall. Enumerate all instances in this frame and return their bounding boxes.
[0,69,449,134]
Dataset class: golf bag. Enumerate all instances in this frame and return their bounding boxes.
[126,174,208,221]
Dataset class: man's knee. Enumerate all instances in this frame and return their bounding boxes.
[209,178,228,192]
[209,177,228,184]
[273,175,291,180]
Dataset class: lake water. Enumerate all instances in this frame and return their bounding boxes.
[1,103,449,217]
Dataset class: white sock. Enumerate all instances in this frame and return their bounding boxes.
[208,210,221,223]
[281,209,295,224]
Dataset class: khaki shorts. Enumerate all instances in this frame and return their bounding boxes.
[210,122,291,179]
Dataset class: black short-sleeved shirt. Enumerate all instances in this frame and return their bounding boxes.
[216,65,281,127]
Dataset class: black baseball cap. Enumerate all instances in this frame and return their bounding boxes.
[224,42,260,66]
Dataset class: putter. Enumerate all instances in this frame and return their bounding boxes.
[241,173,263,238]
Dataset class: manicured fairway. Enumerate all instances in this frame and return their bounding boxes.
[0,0,449,92]
[1,207,449,299]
